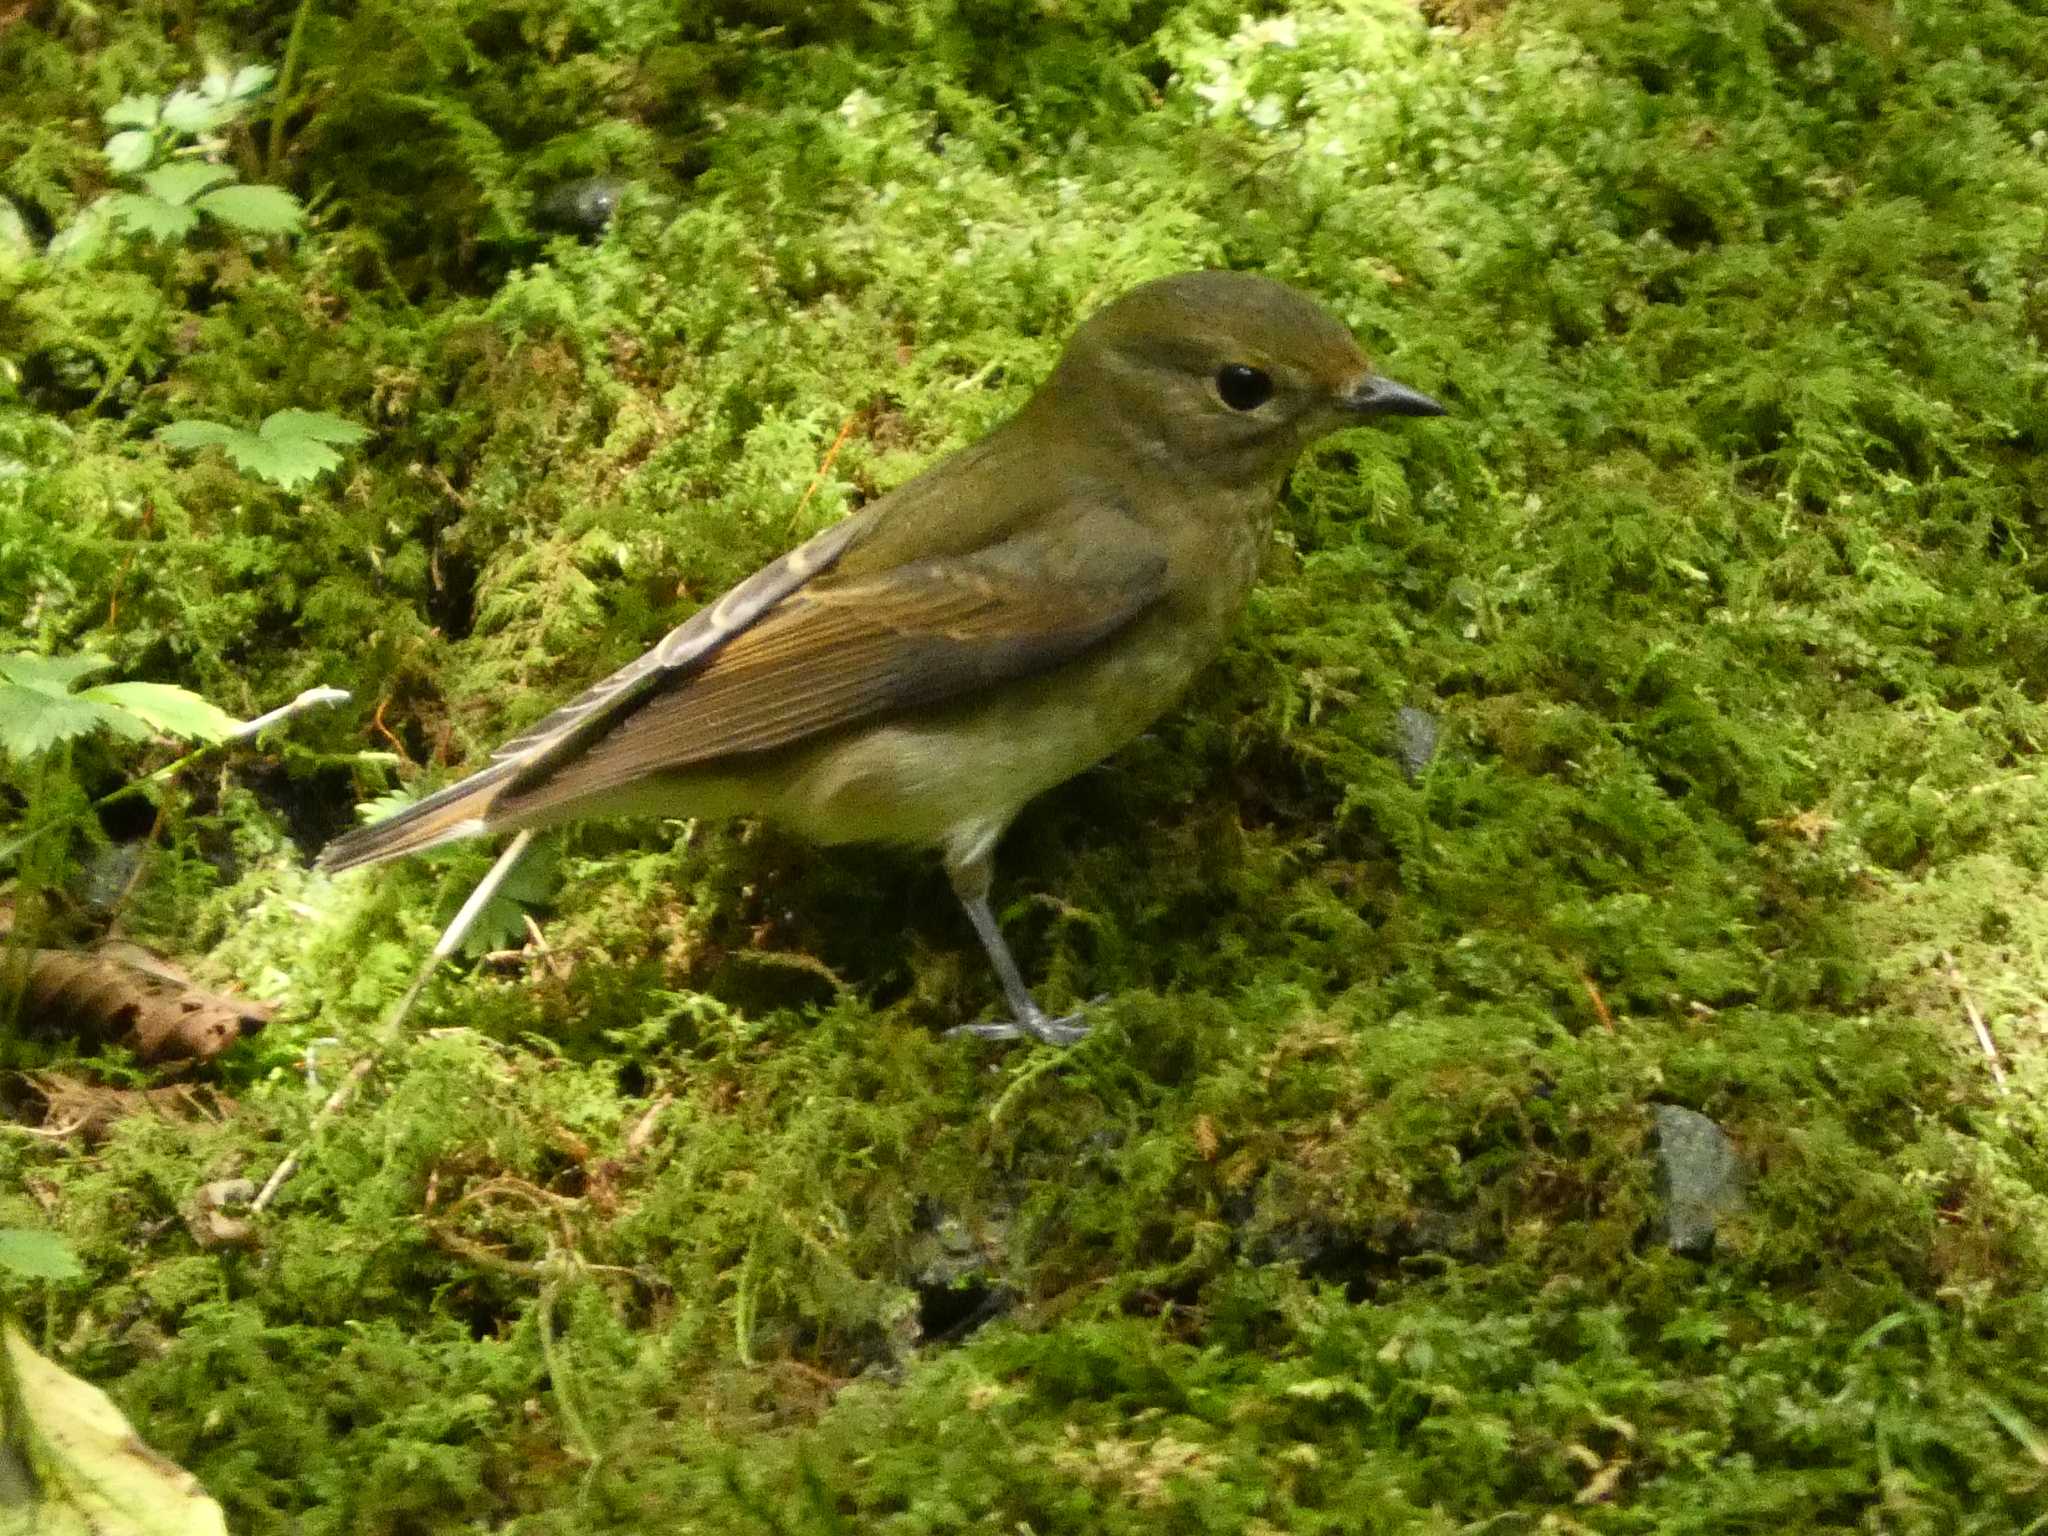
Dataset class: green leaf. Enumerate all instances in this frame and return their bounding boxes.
[234,438,340,490]
[138,162,235,207]
[0,656,232,758]
[245,410,371,489]
[78,683,239,743]
[194,183,304,235]
[355,788,416,826]
[157,418,276,479]
[262,409,370,447]
[157,412,368,490]
[158,88,234,135]
[227,64,277,100]
[0,654,115,695]
[154,419,246,454]
[46,198,114,265]
[0,1228,83,1281]
[102,94,160,129]
[0,686,146,760]
[103,130,154,174]
[108,192,198,242]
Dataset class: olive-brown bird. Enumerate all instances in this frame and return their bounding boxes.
[318,271,1443,1043]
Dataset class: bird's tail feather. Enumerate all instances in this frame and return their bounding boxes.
[316,760,522,874]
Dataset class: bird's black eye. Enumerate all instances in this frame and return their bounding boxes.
[1215,363,1274,411]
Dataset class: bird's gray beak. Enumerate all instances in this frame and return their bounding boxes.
[1343,373,1446,418]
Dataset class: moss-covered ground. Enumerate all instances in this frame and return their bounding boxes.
[4,0,2048,1528]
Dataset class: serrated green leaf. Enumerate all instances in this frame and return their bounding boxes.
[235,436,342,490]
[108,192,198,242]
[0,686,147,760]
[139,162,235,207]
[228,64,276,100]
[103,130,154,174]
[78,683,239,743]
[0,1228,84,1281]
[102,95,160,130]
[355,788,417,826]
[47,199,114,265]
[159,89,234,135]
[261,409,369,447]
[194,183,303,235]
[461,890,533,958]
[155,419,249,454]
[0,654,115,695]
[158,414,365,488]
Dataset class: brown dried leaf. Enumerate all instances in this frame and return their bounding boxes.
[18,943,272,1063]
[14,1073,236,1143]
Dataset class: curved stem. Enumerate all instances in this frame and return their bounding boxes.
[268,0,317,179]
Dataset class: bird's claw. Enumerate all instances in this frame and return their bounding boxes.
[946,1006,1091,1047]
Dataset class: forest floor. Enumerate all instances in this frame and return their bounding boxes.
[3,0,2047,1530]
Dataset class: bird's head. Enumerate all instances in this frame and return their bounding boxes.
[1045,269,1443,487]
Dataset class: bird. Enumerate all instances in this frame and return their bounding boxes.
[317,270,1444,1045]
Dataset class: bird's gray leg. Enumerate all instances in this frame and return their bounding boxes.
[942,850,1089,1047]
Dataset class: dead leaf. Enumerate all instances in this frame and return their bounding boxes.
[1,1322,228,1535]
[15,943,272,1063]
[9,1074,234,1144]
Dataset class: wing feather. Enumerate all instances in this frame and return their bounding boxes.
[493,538,1166,817]
[316,512,870,872]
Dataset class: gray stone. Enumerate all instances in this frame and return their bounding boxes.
[1392,706,1441,782]
[1650,1103,1743,1257]
[537,177,629,235]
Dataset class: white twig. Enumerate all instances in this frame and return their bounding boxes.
[1942,951,2008,1096]
[252,830,537,1213]
[231,685,352,742]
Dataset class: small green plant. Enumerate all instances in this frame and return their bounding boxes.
[0,653,234,762]
[154,408,370,491]
[0,1228,82,1284]
[0,654,243,1039]
[50,64,304,262]
[0,652,237,891]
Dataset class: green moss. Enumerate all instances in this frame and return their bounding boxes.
[4,0,2048,1528]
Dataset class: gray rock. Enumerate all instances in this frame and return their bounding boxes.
[1392,706,1441,782]
[536,177,629,235]
[1650,1103,1743,1257]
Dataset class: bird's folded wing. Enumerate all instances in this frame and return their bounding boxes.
[314,512,874,871]
[495,537,1168,815]
[488,510,874,777]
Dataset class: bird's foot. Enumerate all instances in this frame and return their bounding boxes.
[946,1005,1090,1047]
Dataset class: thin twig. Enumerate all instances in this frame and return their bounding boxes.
[106,798,168,921]
[368,695,411,761]
[230,684,352,742]
[624,1093,672,1155]
[252,830,536,1212]
[1578,968,1616,1032]
[537,1266,602,1464]
[267,0,316,179]
[793,409,860,525]
[1941,951,2008,1095]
